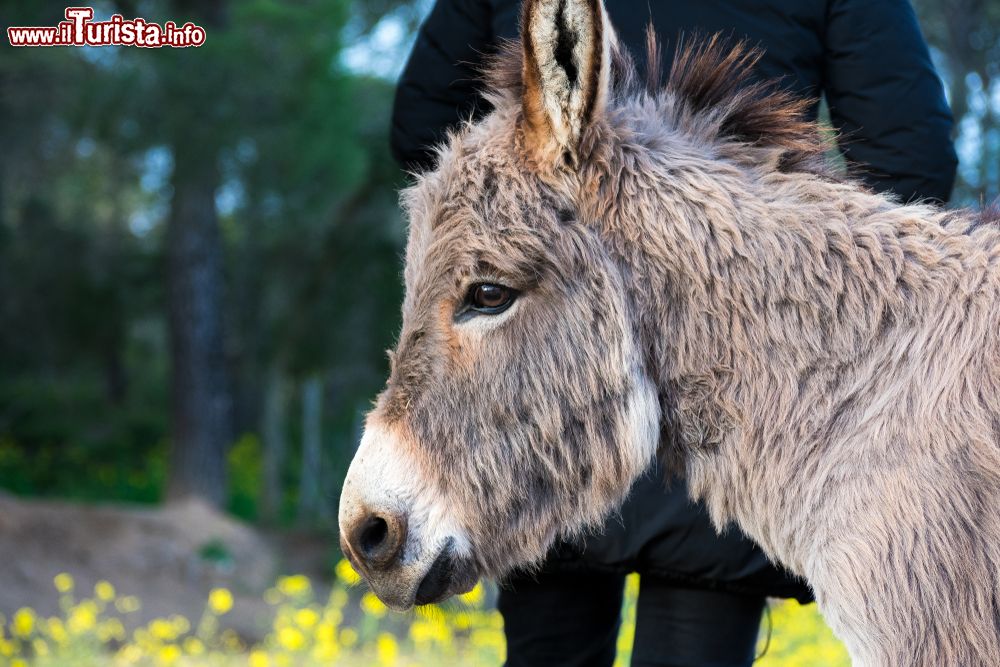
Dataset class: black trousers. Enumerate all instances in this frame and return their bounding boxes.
[499,570,765,667]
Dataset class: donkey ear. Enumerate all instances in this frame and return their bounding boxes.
[521,0,613,165]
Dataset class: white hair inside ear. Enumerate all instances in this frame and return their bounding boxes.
[523,0,612,158]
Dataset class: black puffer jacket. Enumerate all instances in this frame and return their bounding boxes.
[390,0,957,602]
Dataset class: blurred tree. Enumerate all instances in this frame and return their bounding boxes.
[0,1,169,502]
[204,1,407,523]
[160,0,232,506]
[0,0,406,513]
[260,366,288,521]
[914,0,1000,202]
[297,374,324,524]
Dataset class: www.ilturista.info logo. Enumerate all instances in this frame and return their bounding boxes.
[7,7,206,48]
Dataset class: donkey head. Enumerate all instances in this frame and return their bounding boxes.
[338,0,660,609]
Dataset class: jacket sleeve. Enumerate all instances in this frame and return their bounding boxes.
[390,0,495,172]
[824,0,958,203]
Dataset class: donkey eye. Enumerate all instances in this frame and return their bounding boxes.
[467,283,517,315]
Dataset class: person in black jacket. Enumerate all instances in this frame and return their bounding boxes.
[390,1,957,665]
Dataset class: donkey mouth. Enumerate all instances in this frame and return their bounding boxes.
[414,539,476,606]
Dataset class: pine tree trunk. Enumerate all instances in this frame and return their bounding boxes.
[163,0,231,508]
[165,134,232,507]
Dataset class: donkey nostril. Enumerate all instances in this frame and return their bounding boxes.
[360,517,389,556]
[349,511,406,570]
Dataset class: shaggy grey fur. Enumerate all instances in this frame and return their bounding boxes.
[342,0,1000,662]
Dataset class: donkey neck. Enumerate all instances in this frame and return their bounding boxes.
[585,140,919,405]
[580,131,992,567]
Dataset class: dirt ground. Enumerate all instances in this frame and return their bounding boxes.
[0,494,338,640]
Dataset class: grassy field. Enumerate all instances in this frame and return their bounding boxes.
[0,563,849,666]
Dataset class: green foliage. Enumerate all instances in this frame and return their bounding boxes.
[0,375,166,502]
[197,539,235,567]
[226,435,262,521]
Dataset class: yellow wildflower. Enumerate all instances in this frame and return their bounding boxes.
[115,595,141,614]
[294,607,319,629]
[624,572,640,595]
[12,608,34,637]
[149,619,178,641]
[316,621,337,645]
[94,580,115,602]
[183,636,205,655]
[221,628,244,652]
[97,618,126,642]
[323,608,343,626]
[458,581,485,607]
[410,619,434,644]
[248,649,270,667]
[133,627,151,648]
[414,603,442,620]
[157,644,181,664]
[335,558,361,585]
[170,615,190,635]
[376,632,398,666]
[329,588,348,609]
[32,638,49,656]
[117,644,143,664]
[53,573,74,594]
[276,575,311,597]
[471,628,504,648]
[312,640,340,662]
[208,587,234,615]
[277,626,305,651]
[68,600,98,634]
[46,617,69,644]
[360,591,386,618]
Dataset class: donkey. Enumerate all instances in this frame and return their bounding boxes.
[339,0,1000,663]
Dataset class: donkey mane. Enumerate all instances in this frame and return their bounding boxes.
[660,33,828,171]
[939,197,1000,235]
[973,198,1000,231]
[484,27,830,174]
